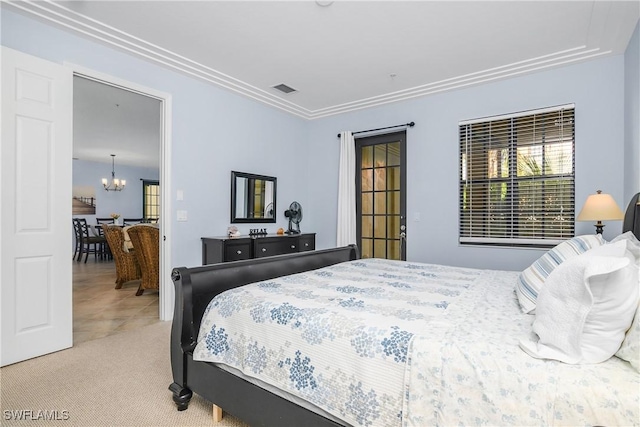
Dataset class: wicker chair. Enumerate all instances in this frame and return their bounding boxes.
[102,225,142,290]
[126,225,160,296]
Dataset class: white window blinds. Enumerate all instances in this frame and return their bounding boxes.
[459,104,575,246]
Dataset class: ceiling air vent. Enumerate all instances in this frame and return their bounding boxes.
[272,83,297,94]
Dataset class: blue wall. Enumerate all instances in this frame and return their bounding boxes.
[2,9,638,271]
[73,159,159,221]
[624,20,640,205]
[306,56,628,271]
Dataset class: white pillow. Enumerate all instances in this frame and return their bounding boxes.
[611,231,640,264]
[608,234,640,370]
[616,301,640,371]
[519,241,639,364]
[515,234,605,314]
[611,232,640,370]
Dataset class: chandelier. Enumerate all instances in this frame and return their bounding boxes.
[102,154,126,191]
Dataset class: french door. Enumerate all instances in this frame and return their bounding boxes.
[356,131,407,260]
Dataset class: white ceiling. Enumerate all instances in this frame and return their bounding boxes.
[73,76,161,169]
[7,1,639,166]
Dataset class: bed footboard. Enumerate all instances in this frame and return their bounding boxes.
[168,245,359,413]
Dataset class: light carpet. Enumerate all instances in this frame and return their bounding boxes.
[0,321,249,427]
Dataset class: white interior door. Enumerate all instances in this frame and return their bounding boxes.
[1,47,73,366]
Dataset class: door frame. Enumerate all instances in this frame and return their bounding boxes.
[68,63,174,320]
[355,131,407,260]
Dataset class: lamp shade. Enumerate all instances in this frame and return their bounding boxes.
[577,190,624,221]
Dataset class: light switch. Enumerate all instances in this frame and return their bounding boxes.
[176,189,184,201]
[177,210,188,221]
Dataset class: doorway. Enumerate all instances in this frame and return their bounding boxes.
[71,69,172,343]
[356,131,407,260]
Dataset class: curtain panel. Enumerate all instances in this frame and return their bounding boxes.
[337,131,356,246]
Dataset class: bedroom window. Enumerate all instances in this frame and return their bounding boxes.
[459,104,575,247]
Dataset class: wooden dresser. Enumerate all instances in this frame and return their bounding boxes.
[201,233,316,265]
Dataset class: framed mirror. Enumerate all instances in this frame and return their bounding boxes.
[231,171,277,223]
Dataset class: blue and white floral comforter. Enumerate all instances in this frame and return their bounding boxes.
[193,258,639,427]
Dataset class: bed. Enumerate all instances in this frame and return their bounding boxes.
[169,196,640,426]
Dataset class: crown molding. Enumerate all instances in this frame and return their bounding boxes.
[308,47,610,119]
[4,0,314,119]
[3,0,615,120]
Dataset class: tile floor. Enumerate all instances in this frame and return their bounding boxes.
[73,259,160,345]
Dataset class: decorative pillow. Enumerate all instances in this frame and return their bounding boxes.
[122,226,133,252]
[515,234,605,314]
[519,241,639,364]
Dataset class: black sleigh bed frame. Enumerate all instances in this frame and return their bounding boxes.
[169,245,359,427]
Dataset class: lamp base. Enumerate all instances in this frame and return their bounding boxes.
[594,221,604,235]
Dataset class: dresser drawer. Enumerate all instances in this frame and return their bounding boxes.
[254,238,298,258]
[224,241,252,262]
[299,234,315,252]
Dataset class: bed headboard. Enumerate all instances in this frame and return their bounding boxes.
[622,192,640,239]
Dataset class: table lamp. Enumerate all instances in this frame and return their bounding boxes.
[576,190,624,234]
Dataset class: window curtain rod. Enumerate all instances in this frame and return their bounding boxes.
[337,121,415,138]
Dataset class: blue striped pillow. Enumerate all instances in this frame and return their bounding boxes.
[516,234,605,314]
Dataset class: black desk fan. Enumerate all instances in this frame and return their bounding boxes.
[284,201,302,234]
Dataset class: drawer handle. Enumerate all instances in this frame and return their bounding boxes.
[304,243,309,247]
[291,245,296,249]
[262,248,267,252]
[236,250,242,255]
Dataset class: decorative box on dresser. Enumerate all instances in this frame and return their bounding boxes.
[201,233,316,265]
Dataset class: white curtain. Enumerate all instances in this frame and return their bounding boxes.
[337,131,357,246]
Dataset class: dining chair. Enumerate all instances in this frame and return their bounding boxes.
[102,224,142,290]
[122,218,144,226]
[96,217,115,225]
[95,217,115,259]
[76,218,107,263]
[126,225,160,296]
[72,218,83,261]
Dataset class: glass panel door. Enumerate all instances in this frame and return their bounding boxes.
[356,131,406,260]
